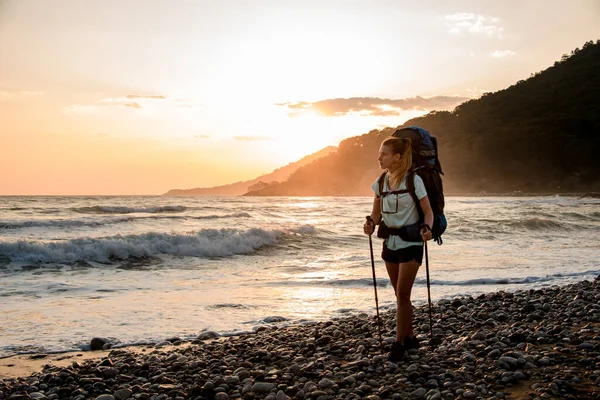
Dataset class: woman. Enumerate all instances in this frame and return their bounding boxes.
[363,136,433,362]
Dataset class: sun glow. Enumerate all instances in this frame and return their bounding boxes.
[274,110,337,159]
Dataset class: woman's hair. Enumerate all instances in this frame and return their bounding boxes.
[382,136,413,179]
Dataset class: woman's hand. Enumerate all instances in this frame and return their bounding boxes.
[364,219,375,235]
[420,224,433,241]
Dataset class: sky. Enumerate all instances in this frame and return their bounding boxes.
[1,0,599,195]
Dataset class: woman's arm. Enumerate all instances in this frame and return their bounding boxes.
[371,196,381,225]
[419,195,434,241]
[364,196,381,235]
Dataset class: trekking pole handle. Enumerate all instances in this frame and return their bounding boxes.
[365,216,375,235]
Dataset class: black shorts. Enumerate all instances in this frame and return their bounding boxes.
[382,244,423,264]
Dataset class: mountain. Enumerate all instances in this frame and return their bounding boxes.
[245,40,600,196]
[163,146,336,196]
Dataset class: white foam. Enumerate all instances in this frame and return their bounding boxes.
[0,212,252,229]
[0,228,283,263]
[417,269,600,286]
[73,205,187,214]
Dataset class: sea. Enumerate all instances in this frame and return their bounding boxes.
[1,195,599,358]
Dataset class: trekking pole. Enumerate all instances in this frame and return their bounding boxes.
[424,240,434,347]
[366,216,384,353]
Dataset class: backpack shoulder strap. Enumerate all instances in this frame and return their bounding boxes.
[407,170,424,221]
[377,171,387,197]
[379,171,411,197]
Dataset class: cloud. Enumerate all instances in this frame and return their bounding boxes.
[67,97,140,114]
[67,94,201,114]
[233,136,272,141]
[444,13,503,38]
[465,87,492,98]
[66,105,101,115]
[279,96,470,117]
[195,135,210,139]
[0,90,44,101]
[97,96,161,108]
[491,50,516,58]
[126,95,167,100]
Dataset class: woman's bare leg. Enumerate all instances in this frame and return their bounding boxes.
[395,260,420,342]
[385,261,400,296]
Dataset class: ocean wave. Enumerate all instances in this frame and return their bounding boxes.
[416,269,600,286]
[193,212,252,220]
[73,205,187,214]
[452,216,577,236]
[206,303,252,310]
[506,217,566,230]
[0,212,252,230]
[555,211,600,221]
[267,277,389,288]
[0,225,317,264]
[324,277,388,287]
[0,217,177,229]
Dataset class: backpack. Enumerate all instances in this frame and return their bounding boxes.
[378,126,447,245]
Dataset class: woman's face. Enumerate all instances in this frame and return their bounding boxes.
[378,145,400,170]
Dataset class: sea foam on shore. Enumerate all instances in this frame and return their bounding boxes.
[1,276,599,400]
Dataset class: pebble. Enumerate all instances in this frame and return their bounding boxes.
[251,382,275,393]
[113,389,132,400]
[197,330,221,340]
[90,337,108,351]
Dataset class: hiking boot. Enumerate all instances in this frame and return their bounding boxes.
[404,335,420,350]
[387,341,405,362]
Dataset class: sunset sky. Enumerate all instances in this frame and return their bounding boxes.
[1,0,599,195]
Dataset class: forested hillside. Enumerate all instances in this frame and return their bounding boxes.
[246,40,600,196]
[164,146,335,195]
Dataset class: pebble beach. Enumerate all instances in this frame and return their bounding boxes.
[1,276,599,400]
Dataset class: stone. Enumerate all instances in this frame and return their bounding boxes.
[578,342,594,349]
[410,387,426,398]
[276,390,290,400]
[318,379,334,389]
[537,357,551,366]
[102,367,119,378]
[252,382,275,393]
[498,357,518,368]
[90,338,108,351]
[114,389,133,400]
[197,331,221,340]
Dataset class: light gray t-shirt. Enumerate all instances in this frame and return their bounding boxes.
[371,173,428,250]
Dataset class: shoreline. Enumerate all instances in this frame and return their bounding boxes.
[0,344,191,381]
[2,192,599,198]
[2,277,599,399]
